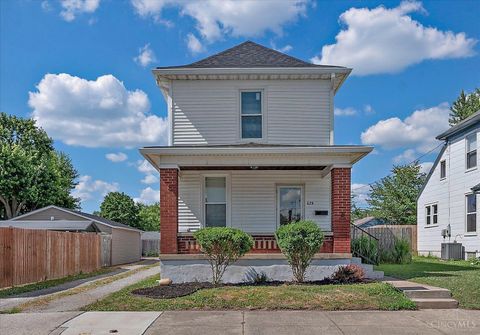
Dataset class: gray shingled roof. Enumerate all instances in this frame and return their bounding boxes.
[437,110,480,140]
[157,41,344,69]
[68,209,142,232]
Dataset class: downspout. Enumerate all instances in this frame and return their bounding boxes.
[329,73,335,145]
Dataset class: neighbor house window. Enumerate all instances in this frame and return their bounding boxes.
[440,160,446,179]
[204,177,227,227]
[425,204,438,225]
[466,133,477,170]
[466,194,477,233]
[241,91,262,139]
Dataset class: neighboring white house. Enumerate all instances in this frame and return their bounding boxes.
[417,111,479,259]
[140,41,379,282]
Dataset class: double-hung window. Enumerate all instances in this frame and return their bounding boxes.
[241,91,262,139]
[425,204,438,226]
[204,177,227,227]
[466,194,477,233]
[466,133,477,170]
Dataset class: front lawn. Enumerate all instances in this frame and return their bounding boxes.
[377,256,480,309]
[84,276,415,311]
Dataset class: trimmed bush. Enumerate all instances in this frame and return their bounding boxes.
[275,220,324,282]
[193,227,253,284]
[351,236,379,265]
[331,264,365,283]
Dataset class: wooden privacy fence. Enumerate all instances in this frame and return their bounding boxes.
[364,225,417,253]
[142,239,159,256]
[0,227,101,288]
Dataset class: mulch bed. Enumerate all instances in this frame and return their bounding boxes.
[132,278,371,300]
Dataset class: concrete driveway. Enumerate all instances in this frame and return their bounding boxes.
[1,310,479,335]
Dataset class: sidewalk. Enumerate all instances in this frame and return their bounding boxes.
[1,310,479,335]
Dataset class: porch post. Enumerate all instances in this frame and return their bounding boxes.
[331,167,351,254]
[160,168,179,254]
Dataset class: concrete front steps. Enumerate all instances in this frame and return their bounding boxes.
[350,257,384,279]
[383,277,459,309]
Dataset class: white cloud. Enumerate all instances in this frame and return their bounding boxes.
[352,183,370,207]
[106,152,128,162]
[28,73,168,148]
[60,0,100,22]
[363,104,375,115]
[419,162,434,174]
[131,0,309,43]
[134,44,157,67]
[334,107,357,116]
[134,187,160,204]
[71,175,118,202]
[311,1,476,75]
[186,33,205,53]
[361,103,450,153]
[141,174,159,184]
[393,149,417,164]
[137,159,157,174]
[271,43,293,53]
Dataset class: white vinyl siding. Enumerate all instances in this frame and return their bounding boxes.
[417,128,479,257]
[177,170,331,233]
[171,79,332,146]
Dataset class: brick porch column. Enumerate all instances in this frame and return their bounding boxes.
[331,168,351,253]
[160,168,178,254]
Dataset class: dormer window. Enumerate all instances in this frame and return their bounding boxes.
[241,91,262,139]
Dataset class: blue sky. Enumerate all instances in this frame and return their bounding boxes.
[1,0,479,212]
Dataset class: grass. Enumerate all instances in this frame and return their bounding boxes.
[377,256,480,309]
[84,276,416,311]
[0,267,115,298]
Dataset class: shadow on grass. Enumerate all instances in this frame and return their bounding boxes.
[378,260,479,280]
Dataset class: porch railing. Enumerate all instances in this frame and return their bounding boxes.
[350,223,380,265]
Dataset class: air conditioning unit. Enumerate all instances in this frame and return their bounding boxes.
[441,243,464,260]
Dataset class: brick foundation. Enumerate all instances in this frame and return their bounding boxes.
[331,168,351,253]
[160,168,179,254]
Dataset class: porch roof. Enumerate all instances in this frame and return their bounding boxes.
[140,144,373,171]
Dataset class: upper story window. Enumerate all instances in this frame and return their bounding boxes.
[466,194,477,233]
[440,160,446,179]
[466,133,477,170]
[241,91,262,139]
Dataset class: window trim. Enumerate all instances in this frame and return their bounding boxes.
[202,174,231,228]
[465,132,477,172]
[425,203,439,228]
[465,193,477,235]
[239,89,265,142]
[440,160,446,180]
[276,184,305,228]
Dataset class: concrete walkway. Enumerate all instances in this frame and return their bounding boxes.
[1,310,479,335]
[0,261,159,313]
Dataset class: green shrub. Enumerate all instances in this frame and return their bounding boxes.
[351,236,379,265]
[194,227,253,284]
[391,238,412,264]
[331,264,365,283]
[275,220,324,282]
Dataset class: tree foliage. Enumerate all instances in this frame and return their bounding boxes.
[138,202,160,231]
[367,163,426,225]
[99,192,140,228]
[194,227,253,284]
[449,88,480,126]
[275,220,324,283]
[0,113,79,219]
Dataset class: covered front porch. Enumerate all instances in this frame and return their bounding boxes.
[141,144,372,257]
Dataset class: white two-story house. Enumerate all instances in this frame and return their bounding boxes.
[417,111,479,259]
[140,41,374,282]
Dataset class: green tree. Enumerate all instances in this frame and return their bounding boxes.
[100,192,139,228]
[449,88,480,126]
[351,194,371,221]
[137,203,160,231]
[367,163,426,225]
[0,113,79,219]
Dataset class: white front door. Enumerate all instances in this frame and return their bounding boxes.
[277,186,303,226]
